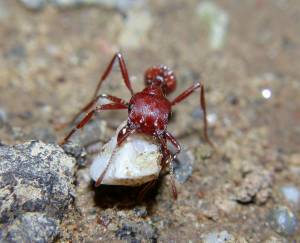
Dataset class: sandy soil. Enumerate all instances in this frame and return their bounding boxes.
[0,0,299,242]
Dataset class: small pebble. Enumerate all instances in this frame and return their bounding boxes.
[19,0,47,10]
[52,0,140,12]
[207,113,218,125]
[261,88,272,99]
[0,108,8,127]
[19,0,142,12]
[196,1,229,50]
[133,206,148,218]
[116,221,158,242]
[173,150,194,184]
[202,230,233,243]
[281,185,300,206]
[268,206,299,236]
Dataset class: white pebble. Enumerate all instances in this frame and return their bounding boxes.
[281,185,300,205]
[262,88,272,99]
[90,121,162,186]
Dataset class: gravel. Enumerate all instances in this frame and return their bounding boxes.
[268,206,299,237]
[115,221,158,242]
[0,213,59,243]
[0,141,76,242]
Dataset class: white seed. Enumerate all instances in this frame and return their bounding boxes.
[90,121,162,186]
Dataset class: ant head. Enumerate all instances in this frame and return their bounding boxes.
[144,65,176,95]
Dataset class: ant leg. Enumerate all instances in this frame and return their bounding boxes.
[94,124,136,187]
[157,133,181,199]
[59,103,127,145]
[57,52,133,129]
[94,52,134,97]
[171,82,214,148]
[138,179,157,201]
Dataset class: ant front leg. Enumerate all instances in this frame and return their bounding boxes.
[158,132,181,199]
[59,102,128,145]
[94,124,136,187]
[57,52,134,129]
[171,82,214,148]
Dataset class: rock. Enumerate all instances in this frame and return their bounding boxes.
[196,1,229,50]
[281,185,300,207]
[0,141,76,242]
[0,213,59,243]
[62,142,87,166]
[115,221,158,242]
[18,0,47,10]
[268,206,299,237]
[173,150,193,183]
[235,169,273,204]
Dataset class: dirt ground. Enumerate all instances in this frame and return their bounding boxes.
[0,0,299,242]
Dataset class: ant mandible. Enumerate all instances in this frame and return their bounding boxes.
[60,52,214,198]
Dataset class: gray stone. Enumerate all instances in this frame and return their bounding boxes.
[62,142,87,166]
[115,221,158,242]
[0,141,76,242]
[281,185,300,206]
[19,0,142,12]
[0,108,8,128]
[0,212,59,243]
[268,206,299,236]
[133,205,148,218]
[19,0,47,10]
[173,150,194,183]
[51,0,140,12]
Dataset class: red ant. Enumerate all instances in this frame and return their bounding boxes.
[59,52,214,199]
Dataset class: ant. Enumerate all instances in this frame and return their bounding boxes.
[59,52,214,199]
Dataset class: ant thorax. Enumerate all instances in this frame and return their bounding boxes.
[128,87,171,135]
